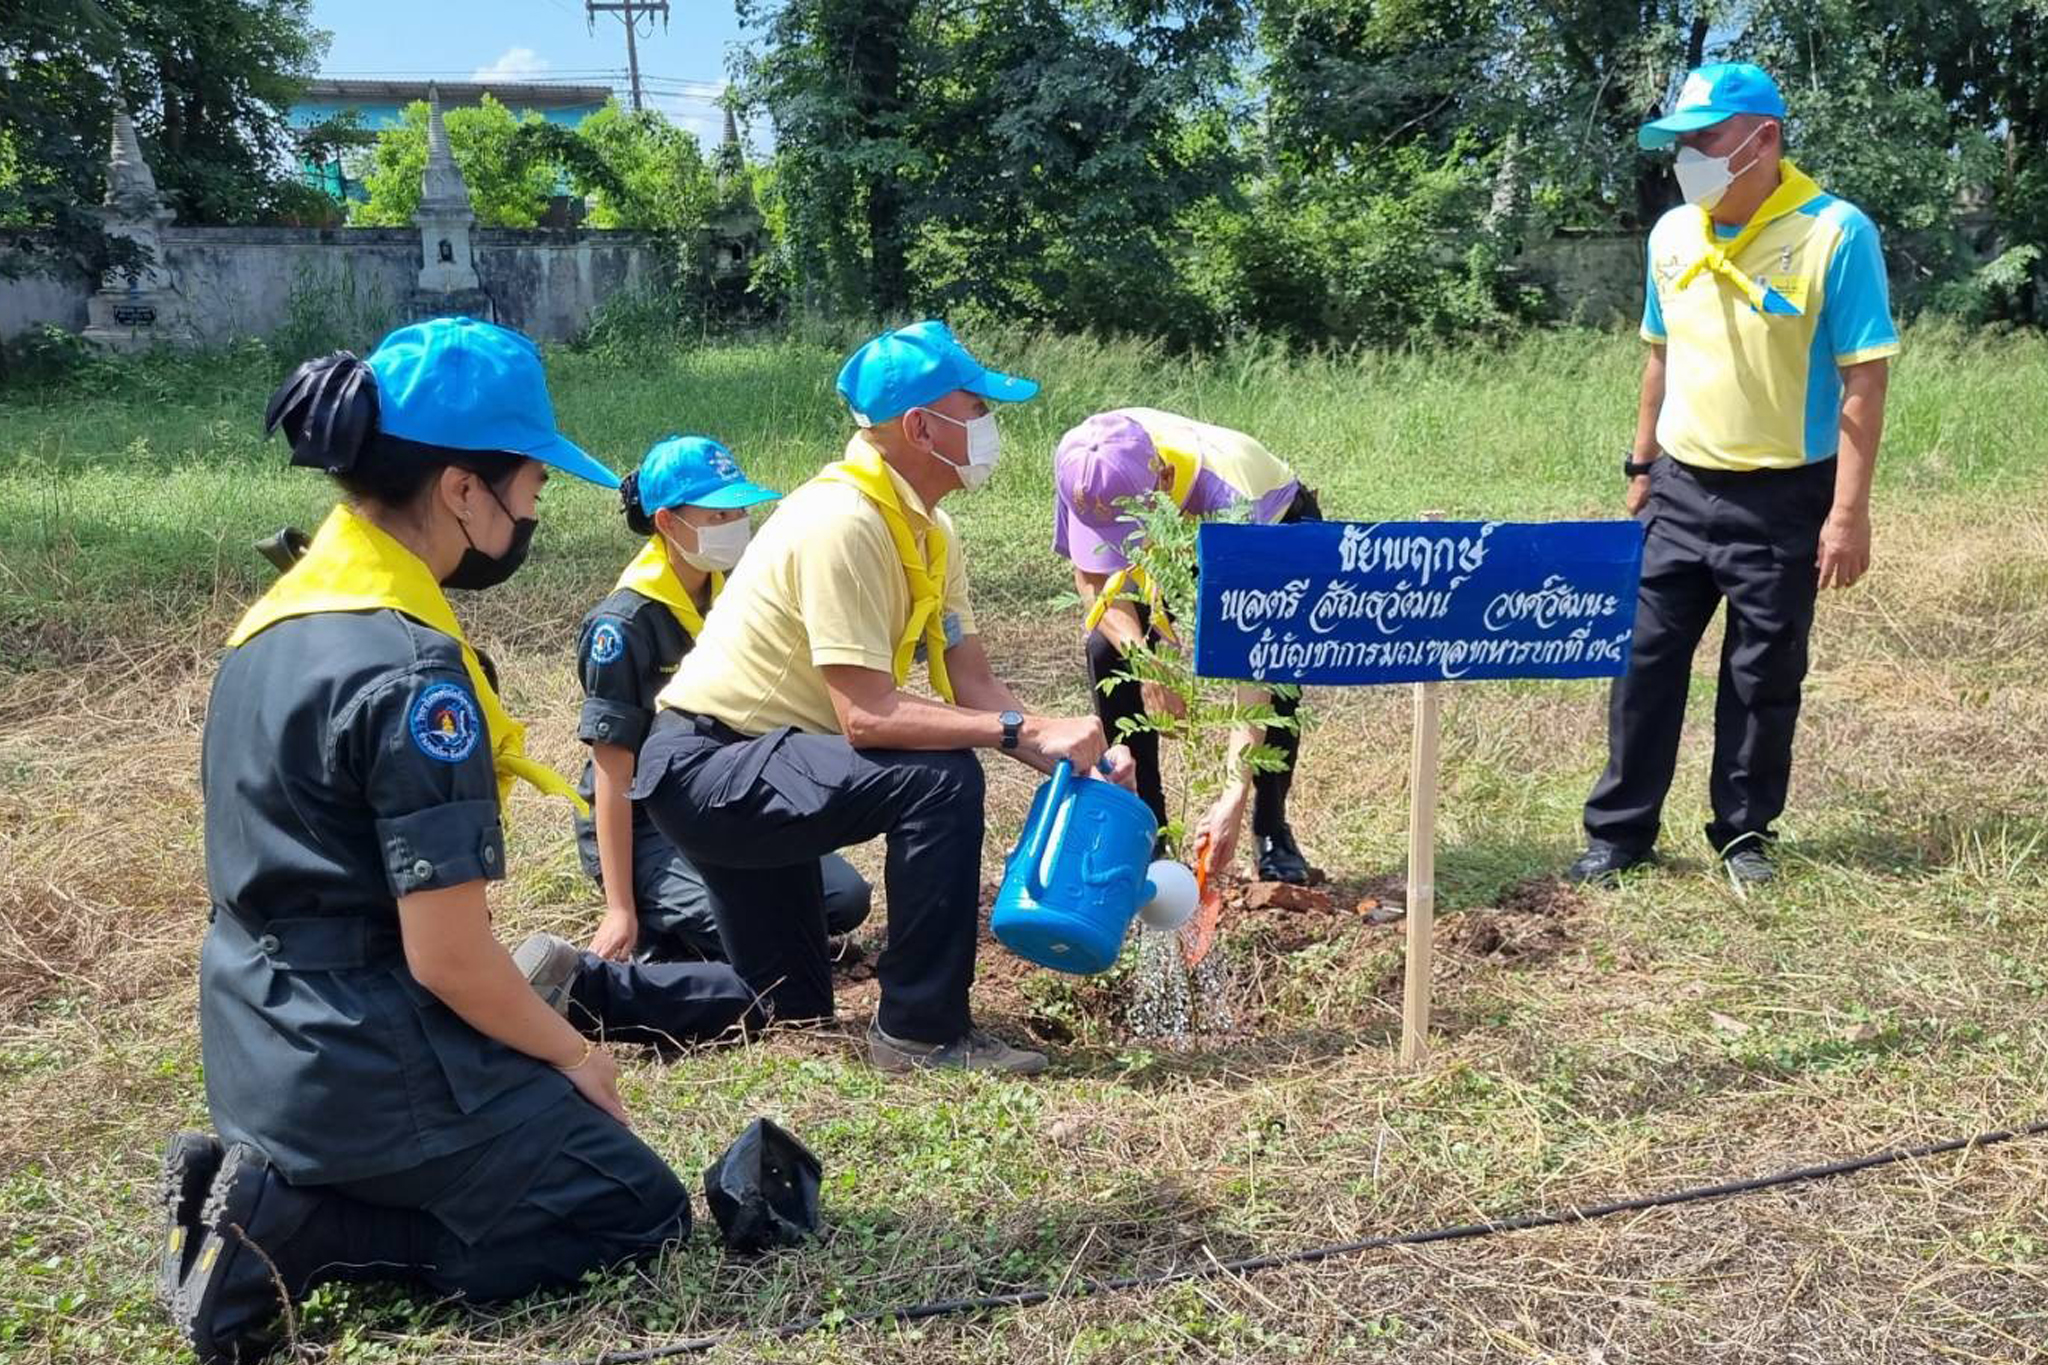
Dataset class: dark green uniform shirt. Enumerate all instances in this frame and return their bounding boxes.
[200,608,570,1187]
[572,586,692,879]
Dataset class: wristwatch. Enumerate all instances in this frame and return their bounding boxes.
[1623,451,1658,478]
[998,710,1024,751]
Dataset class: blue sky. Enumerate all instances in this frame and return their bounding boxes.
[306,0,749,145]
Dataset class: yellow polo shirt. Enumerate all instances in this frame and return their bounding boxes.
[1118,408,1299,517]
[1643,182,1900,472]
[657,439,976,736]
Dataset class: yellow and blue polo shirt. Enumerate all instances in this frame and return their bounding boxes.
[1643,189,1900,472]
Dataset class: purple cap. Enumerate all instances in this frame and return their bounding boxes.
[1054,412,1169,572]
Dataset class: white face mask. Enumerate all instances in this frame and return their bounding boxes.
[674,517,750,572]
[920,408,1002,492]
[1673,123,1766,210]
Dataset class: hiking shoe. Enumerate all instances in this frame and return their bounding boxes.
[176,1144,323,1364]
[1255,826,1315,885]
[1722,845,1775,890]
[157,1131,224,1312]
[1565,842,1656,887]
[513,932,582,1017]
[867,1024,1049,1076]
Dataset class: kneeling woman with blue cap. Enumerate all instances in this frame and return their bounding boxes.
[574,435,872,962]
[163,318,749,1363]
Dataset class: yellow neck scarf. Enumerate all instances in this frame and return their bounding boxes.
[615,536,721,640]
[813,435,956,703]
[1082,565,1181,643]
[1080,431,1189,641]
[1156,440,1198,508]
[1675,160,1824,316]
[226,503,588,817]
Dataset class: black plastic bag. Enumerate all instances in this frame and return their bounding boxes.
[702,1118,822,1253]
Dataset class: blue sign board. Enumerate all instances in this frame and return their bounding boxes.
[1193,520,1645,686]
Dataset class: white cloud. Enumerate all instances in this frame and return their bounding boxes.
[471,47,550,82]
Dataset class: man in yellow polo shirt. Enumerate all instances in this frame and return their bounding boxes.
[631,320,1134,1075]
[1570,62,1898,889]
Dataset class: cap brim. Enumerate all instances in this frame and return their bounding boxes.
[525,433,621,490]
[1638,109,1732,149]
[1060,504,1135,574]
[965,368,1040,404]
[689,479,781,510]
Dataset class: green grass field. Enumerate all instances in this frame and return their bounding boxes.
[2,326,2046,1363]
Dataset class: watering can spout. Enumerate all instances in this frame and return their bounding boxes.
[1136,858,1198,932]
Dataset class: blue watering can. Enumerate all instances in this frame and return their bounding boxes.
[991,760,1199,975]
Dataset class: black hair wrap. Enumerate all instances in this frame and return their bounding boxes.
[265,349,524,504]
[265,351,379,473]
[620,470,657,536]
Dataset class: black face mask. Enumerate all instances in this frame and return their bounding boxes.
[443,483,537,592]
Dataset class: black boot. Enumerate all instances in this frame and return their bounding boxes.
[176,1143,421,1363]
[1255,826,1315,885]
[157,1131,224,1312]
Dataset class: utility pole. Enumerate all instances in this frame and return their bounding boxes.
[586,0,669,112]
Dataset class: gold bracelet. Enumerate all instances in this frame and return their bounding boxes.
[558,1038,596,1072]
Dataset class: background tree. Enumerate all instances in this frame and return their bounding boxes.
[0,1,131,280]
[738,0,1248,338]
[2,0,323,278]
[351,97,722,233]
[110,0,325,225]
[570,103,718,231]
[351,96,559,228]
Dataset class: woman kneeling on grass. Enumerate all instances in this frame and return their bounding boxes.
[571,434,872,963]
[162,317,754,1364]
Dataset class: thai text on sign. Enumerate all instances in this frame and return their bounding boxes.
[1193,520,1646,685]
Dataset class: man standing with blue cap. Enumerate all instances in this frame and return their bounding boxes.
[634,321,1135,1074]
[1569,63,1899,890]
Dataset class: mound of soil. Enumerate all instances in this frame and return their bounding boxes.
[1440,876,1586,963]
[829,873,1589,1046]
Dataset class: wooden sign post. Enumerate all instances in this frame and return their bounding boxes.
[1192,516,1646,1063]
[1401,668,1441,1066]
[1400,511,1445,1067]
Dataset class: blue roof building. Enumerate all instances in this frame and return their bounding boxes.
[291,79,614,202]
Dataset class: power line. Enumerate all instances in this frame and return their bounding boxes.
[316,69,630,80]
[586,0,670,112]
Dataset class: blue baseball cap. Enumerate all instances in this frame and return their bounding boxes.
[1638,63,1786,150]
[637,435,779,512]
[366,316,618,488]
[835,320,1039,427]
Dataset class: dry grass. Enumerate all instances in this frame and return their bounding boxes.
[5,491,2047,1362]
[3,354,2046,1360]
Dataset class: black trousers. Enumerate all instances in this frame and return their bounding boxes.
[1583,457,1834,855]
[307,1095,690,1302]
[1088,609,1305,837]
[565,953,761,1050]
[1086,485,1321,838]
[635,711,984,1044]
[625,841,872,963]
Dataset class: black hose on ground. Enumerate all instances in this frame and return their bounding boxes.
[533,1118,2048,1365]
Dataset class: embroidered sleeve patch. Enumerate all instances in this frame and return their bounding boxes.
[587,620,626,666]
[409,681,483,764]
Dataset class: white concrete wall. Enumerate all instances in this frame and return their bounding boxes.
[0,227,665,345]
[1515,234,1645,326]
[0,269,91,339]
